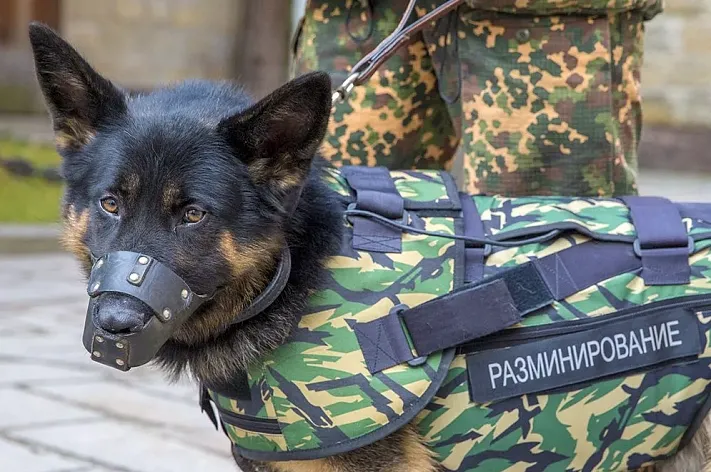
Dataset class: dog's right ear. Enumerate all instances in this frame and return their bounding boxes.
[28,22,126,152]
[216,71,332,204]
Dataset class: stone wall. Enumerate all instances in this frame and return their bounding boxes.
[642,1,711,127]
[60,0,244,90]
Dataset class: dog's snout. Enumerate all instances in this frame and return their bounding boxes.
[95,293,153,334]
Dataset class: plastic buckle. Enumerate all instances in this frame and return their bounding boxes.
[633,236,695,258]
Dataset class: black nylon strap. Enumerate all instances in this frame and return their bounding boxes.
[229,247,291,326]
[461,193,488,282]
[402,263,551,356]
[342,166,404,253]
[622,196,691,286]
[357,240,649,374]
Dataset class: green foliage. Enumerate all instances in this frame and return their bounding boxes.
[0,138,62,223]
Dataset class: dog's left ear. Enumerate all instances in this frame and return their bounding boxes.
[28,22,126,152]
[217,71,332,195]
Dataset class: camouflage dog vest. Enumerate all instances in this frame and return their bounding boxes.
[204,166,711,471]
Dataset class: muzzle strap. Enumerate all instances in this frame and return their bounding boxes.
[229,246,292,326]
[87,251,205,321]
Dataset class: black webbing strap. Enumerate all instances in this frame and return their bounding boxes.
[461,193,488,282]
[622,196,692,286]
[355,240,645,374]
[403,263,550,356]
[342,166,404,253]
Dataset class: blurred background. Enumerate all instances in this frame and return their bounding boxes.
[0,1,709,472]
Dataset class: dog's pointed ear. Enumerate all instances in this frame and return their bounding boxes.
[217,71,332,194]
[28,22,127,152]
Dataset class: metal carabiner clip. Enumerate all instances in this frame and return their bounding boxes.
[331,71,361,105]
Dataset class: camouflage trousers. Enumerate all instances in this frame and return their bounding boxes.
[291,0,663,197]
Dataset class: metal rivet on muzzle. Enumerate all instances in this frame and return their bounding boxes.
[181,289,188,300]
[116,359,125,366]
[138,256,149,265]
[116,342,124,349]
[95,336,104,343]
[92,351,102,358]
[160,308,172,321]
[129,273,140,282]
[95,259,104,269]
[89,282,100,295]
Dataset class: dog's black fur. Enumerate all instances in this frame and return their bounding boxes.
[28,22,443,472]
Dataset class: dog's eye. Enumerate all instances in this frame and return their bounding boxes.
[100,197,119,215]
[183,208,206,224]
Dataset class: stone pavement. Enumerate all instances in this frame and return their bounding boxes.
[0,254,238,472]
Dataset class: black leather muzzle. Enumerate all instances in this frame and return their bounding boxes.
[82,251,210,371]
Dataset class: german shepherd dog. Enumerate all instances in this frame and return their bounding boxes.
[28,23,710,472]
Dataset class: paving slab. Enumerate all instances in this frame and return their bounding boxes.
[0,362,97,385]
[0,388,99,429]
[638,169,711,202]
[26,381,212,431]
[0,438,86,472]
[7,420,234,472]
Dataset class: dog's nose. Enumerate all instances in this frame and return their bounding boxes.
[95,293,152,334]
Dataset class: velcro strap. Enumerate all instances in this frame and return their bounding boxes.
[623,196,691,286]
[342,166,404,253]
[403,264,550,357]
[533,240,640,299]
[355,241,646,374]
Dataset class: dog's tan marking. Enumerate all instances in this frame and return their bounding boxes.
[54,118,96,151]
[162,182,180,211]
[54,132,75,150]
[248,157,305,191]
[400,425,438,472]
[61,206,91,271]
[269,459,333,472]
[170,232,283,349]
[266,424,437,472]
[219,232,280,278]
[122,173,141,197]
[658,413,711,472]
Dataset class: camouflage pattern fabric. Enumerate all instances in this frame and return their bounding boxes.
[210,167,711,471]
[212,168,460,455]
[291,0,664,197]
[417,196,711,471]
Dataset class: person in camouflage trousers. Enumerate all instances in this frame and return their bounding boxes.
[291,0,664,197]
